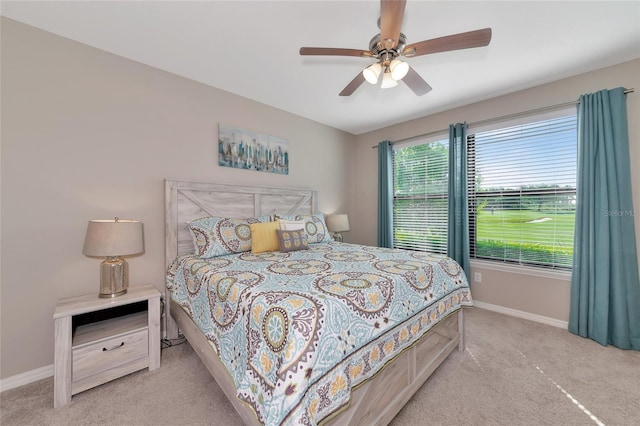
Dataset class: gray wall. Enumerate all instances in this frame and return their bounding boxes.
[0,18,356,379]
[352,58,640,323]
[2,16,639,381]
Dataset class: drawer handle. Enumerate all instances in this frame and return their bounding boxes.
[103,342,125,351]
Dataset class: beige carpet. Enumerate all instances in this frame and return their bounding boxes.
[1,308,638,425]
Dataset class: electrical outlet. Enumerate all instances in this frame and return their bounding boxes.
[474,272,482,283]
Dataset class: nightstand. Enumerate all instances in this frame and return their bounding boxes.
[53,284,161,408]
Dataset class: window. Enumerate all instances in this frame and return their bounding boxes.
[390,111,577,270]
[468,113,577,268]
[393,138,449,253]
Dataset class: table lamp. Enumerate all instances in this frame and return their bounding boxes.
[326,214,350,242]
[82,218,144,298]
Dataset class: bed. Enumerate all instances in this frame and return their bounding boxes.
[164,180,472,425]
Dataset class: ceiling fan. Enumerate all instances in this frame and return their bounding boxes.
[299,0,492,96]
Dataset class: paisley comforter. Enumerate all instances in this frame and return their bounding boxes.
[167,241,472,425]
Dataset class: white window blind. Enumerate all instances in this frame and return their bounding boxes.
[393,140,449,253]
[468,114,577,268]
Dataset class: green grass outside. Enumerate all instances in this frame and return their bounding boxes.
[476,209,575,267]
[394,208,575,267]
[477,209,575,248]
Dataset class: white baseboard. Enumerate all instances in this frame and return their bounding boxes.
[0,302,567,393]
[473,301,569,329]
[0,364,53,393]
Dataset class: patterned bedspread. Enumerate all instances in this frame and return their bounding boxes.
[167,241,472,425]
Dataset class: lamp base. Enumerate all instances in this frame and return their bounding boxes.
[99,257,129,298]
[332,232,344,243]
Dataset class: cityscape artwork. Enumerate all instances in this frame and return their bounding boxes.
[218,123,289,175]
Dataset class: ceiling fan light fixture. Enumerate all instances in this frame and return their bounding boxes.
[299,1,493,97]
[389,59,409,80]
[380,71,398,89]
[363,63,382,84]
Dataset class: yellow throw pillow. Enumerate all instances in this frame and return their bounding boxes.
[250,221,280,254]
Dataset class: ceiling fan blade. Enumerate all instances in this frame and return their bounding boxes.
[403,28,492,57]
[300,47,373,58]
[403,66,432,96]
[380,0,406,49]
[339,72,366,96]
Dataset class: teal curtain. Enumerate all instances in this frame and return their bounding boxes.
[377,140,393,248]
[447,123,470,280]
[569,87,640,350]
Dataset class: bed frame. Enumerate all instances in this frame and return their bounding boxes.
[164,179,465,425]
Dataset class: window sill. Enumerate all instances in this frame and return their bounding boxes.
[470,259,571,281]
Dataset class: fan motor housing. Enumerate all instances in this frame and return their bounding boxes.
[369,32,407,58]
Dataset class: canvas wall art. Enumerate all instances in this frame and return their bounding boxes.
[218,123,289,175]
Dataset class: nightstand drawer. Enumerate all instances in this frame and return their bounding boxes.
[72,328,149,383]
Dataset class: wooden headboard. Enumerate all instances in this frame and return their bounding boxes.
[163,179,318,337]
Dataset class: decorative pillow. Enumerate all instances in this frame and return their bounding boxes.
[274,213,331,244]
[276,229,309,253]
[278,219,305,231]
[250,221,281,254]
[296,214,332,244]
[188,215,269,258]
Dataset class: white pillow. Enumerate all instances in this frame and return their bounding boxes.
[278,219,305,231]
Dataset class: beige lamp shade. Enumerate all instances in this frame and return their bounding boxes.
[326,214,350,233]
[82,219,144,257]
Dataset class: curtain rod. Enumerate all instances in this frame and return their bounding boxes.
[371,87,634,148]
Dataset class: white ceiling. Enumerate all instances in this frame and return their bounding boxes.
[2,1,639,135]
